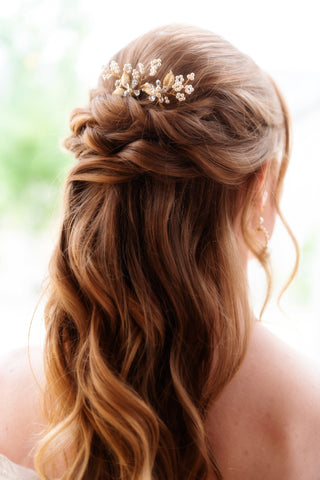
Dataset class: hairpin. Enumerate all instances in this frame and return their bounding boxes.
[101,58,195,104]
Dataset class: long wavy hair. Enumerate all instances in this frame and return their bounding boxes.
[35,24,297,480]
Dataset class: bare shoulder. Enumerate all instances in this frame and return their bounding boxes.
[206,323,320,480]
[0,347,45,468]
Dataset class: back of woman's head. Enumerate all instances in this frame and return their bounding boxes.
[35,24,291,480]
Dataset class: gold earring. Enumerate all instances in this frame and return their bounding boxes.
[256,216,270,250]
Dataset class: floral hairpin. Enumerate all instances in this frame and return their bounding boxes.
[101,58,195,104]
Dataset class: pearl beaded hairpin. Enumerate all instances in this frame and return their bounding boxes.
[101,58,195,104]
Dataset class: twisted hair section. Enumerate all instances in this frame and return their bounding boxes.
[35,24,294,480]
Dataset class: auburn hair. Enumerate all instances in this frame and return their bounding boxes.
[35,24,297,480]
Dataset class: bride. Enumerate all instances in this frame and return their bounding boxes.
[1,24,320,480]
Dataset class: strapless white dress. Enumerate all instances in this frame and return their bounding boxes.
[0,455,39,480]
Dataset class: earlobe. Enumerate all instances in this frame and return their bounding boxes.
[255,161,269,210]
[262,190,268,209]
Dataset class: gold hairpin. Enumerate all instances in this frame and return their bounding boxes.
[101,58,195,104]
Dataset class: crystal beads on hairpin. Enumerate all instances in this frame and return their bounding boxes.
[101,58,195,105]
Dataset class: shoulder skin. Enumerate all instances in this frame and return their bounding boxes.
[0,347,45,469]
[206,323,320,480]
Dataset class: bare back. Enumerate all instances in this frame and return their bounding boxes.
[1,325,320,478]
[206,323,320,479]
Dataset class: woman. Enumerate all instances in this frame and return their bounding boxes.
[1,24,320,480]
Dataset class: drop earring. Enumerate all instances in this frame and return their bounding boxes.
[256,215,270,251]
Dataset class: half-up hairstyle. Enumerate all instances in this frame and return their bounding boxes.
[35,24,295,480]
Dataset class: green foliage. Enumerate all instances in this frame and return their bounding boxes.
[290,229,319,306]
[0,0,88,229]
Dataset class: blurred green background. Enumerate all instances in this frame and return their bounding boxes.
[0,0,87,229]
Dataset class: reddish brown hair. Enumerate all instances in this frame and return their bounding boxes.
[35,24,296,480]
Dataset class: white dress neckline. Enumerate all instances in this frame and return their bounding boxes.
[0,455,39,480]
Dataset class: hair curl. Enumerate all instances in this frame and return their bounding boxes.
[35,24,297,480]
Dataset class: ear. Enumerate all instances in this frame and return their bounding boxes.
[255,162,269,211]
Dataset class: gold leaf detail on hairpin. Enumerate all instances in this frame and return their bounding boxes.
[120,71,131,87]
[141,83,154,96]
[113,87,125,96]
[163,71,175,90]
